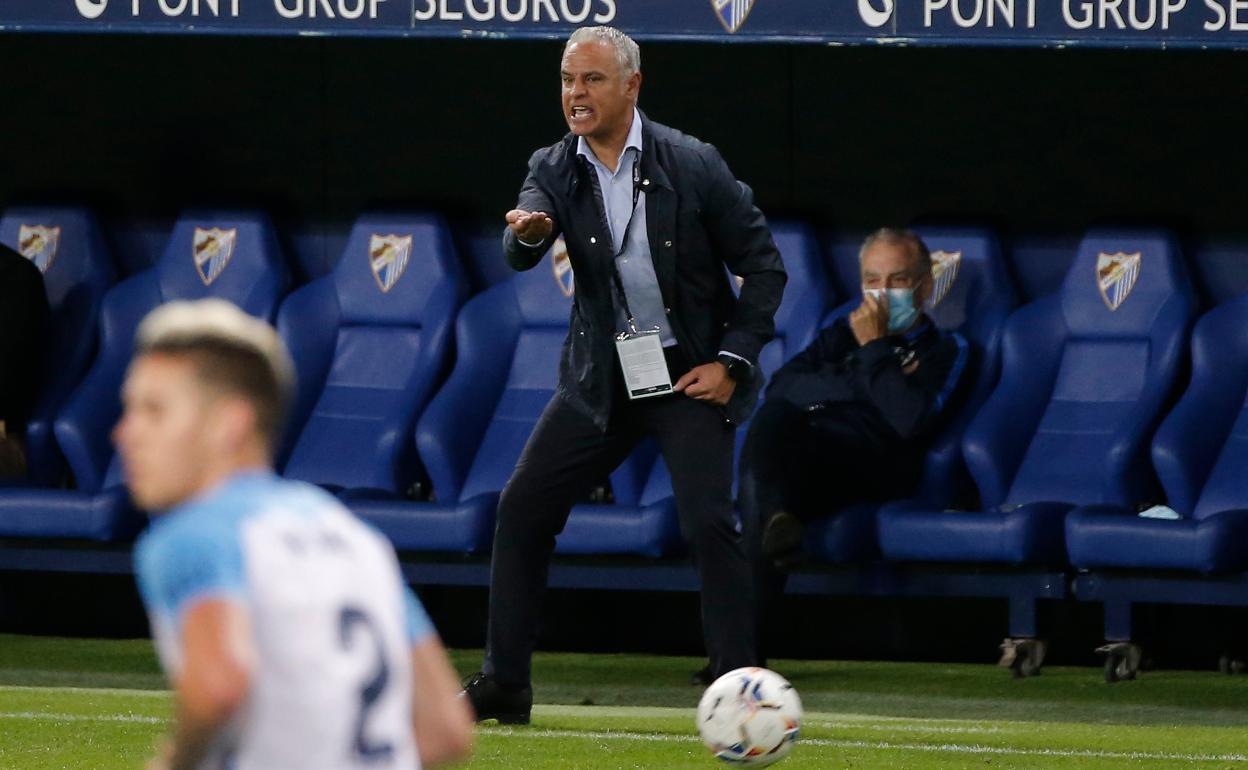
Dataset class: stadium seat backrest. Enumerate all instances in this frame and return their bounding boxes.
[53,210,288,494]
[0,207,115,484]
[964,228,1195,510]
[454,225,515,290]
[919,228,1013,342]
[1149,295,1248,521]
[417,236,649,507]
[820,231,867,306]
[280,213,465,494]
[752,220,828,378]
[416,283,526,505]
[154,212,286,316]
[461,240,590,500]
[910,226,1016,505]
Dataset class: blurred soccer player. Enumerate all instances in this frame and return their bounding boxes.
[116,299,472,770]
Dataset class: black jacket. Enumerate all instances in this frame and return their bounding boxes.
[767,317,968,451]
[0,243,50,431]
[503,113,787,428]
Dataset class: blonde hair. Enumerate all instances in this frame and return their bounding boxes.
[137,299,295,446]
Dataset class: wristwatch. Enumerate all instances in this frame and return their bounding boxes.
[717,354,752,382]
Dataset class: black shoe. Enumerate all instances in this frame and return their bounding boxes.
[461,672,532,725]
[691,663,713,687]
[762,510,804,569]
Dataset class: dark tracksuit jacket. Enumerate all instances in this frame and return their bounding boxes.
[0,244,50,432]
[743,316,969,520]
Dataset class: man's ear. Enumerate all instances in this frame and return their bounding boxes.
[626,70,642,100]
[211,398,259,453]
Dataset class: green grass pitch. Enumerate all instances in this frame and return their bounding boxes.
[1,634,1247,769]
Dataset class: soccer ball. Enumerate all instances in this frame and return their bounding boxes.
[696,667,802,767]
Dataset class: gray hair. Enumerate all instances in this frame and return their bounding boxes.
[137,298,295,446]
[565,26,641,77]
[859,227,932,279]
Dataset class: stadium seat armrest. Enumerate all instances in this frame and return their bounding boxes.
[1067,503,1135,518]
[408,275,465,414]
[766,220,829,355]
[416,287,519,503]
[336,487,402,502]
[962,298,1065,508]
[274,279,341,465]
[876,497,939,515]
[1204,510,1248,574]
[914,435,965,508]
[1104,302,1194,506]
[53,276,159,492]
[1151,307,1248,513]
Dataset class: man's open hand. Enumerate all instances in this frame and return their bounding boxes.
[506,209,554,245]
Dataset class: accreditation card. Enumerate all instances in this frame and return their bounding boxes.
[614,329,673,400]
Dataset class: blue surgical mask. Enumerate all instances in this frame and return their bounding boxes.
[864,288,919,333]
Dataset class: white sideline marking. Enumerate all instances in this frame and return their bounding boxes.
[536,705,1004,734]
[0,704,993,736]
[0,684,168,698]
[478,726,1248,763]
[0,711,165,724]
[809,721,1002,735]
[538,705,995,723]
[4,700,1244,763]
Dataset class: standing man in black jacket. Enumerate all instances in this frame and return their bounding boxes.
[462,25,787,724]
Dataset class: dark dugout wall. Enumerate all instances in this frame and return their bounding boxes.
[1,34,1246,301]
[3,33,1246,664]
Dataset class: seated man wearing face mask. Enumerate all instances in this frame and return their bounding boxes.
[742,227,968,567]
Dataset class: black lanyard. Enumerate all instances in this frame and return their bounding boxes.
[606,152,645,333]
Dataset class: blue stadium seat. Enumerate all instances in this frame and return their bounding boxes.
[276,212,466,497]
[819,229,868,306]
[806,225,1016,562]
[565,220,832,556]
[0,207,115,486]
[348,236,654,553]
[451,223,514,291]
[0,210,288,540]
[755,220,830,373]
[877,228,1196,566]
[1067,294,1248,574]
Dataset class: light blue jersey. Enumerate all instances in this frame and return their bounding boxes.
[135,471,432,770]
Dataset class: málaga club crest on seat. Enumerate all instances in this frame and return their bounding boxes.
[369,234,413,293]
[1096,251,1142,311]
[929,250,961,308]
[17,225,60,273]
[193,227,237,286]
[550,236,574,297]
[712,0,755,33]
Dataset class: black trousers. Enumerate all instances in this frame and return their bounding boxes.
[484,350,755,685]
[738,398,921,658]
[739,398,914,526]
